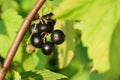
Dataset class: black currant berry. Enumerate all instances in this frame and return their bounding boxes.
[41,42,55,55]
[47,21,56,33]
[51,30,65,44]
[42,13,56,33]
[26,44,35,54]
[29,24,38,34]
[31,33,43,48]
[42,12,54,21]
[38,23,50,33]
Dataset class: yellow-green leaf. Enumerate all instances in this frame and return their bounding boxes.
[56,21,75,69]
[54,0,120,73]
[20,70,68,80]
[20,0,35,12]
[0,9,23,62]
[13,71,21,80]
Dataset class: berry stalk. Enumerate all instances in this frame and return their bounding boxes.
[0,0,46,80]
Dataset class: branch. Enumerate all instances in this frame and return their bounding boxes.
[0,0,46,79]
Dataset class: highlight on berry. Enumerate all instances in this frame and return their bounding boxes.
[26,12,65,55]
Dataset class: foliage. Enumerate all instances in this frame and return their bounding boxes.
[0,0,120,80]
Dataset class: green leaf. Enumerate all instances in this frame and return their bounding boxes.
[1,0,19,12]
[20,0,35,12]
[54,0,90,20]
[38,1,53,15]
[38,0,62,15]
[51,0,63,8]
[13,71,21,80]
[20,70,68,80]
[0,9,23,62]
[55,21,75,69]
[22,47,47,71]
[54,0,120,73]
[74,31,90,66]
[0,0,3,6]
[22,53,39,71]
[20,71,43,80]
[60,33,91,79]
[71,71,103,80]
[22,49,47,71]
[81,0,120,73]
[103,20,120,80]
[38,70,68,80]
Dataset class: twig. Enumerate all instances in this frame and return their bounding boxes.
[0,0,46,80]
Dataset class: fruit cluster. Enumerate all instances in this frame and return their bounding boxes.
[26,13,65,55]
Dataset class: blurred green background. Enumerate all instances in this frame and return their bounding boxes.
[0,0,120,80]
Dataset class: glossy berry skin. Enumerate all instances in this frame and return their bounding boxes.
[41,42,55,55]
[38,23,50,33]
[29,24,38,34]
[42,13,56,33]
[51,30,65,44]
[47,20,56,33]
[31,33,43,48]
[42,12,54,21]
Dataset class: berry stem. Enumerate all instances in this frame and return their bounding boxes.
[0,0,46,80]
[26,24,37,45]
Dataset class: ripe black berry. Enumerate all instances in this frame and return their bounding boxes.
[41,42,55,55]
[29,24,38,34]
[42,12,54,21]
[42,13,56,33]
[51,30,65,44]
[31,33,43,48]
[38,23,50,33]
[47,21,56,33]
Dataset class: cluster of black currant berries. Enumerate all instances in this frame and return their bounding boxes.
[26,12,65,55]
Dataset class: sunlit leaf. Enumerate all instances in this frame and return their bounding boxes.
[20,70,68,80]
[20,0,35,12]
[23,53,39,71]
[54,0,120,73]
[13,71,21,80]
[1,0,19,12]
[54,0,91,20]
[81,0,120,73]
[38,70,68,80]
[22,48,47,71]
[38,0,62,15]
[55,21,75,69]
[0,9,23,62]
